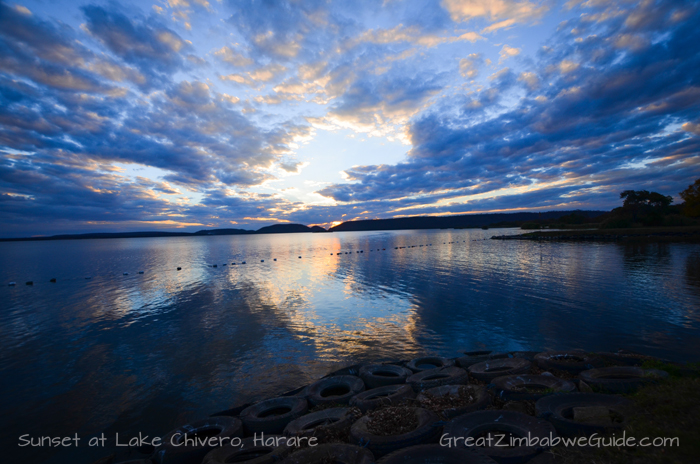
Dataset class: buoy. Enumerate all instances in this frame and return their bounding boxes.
[138,271,144,274]
[177,267,181,271]
[273,258,277,261]
[223,263,227,266]
[85,276,92,279]
[241,261,246,264]
[331,253,333,255]
[26,281,33,286]
[50,278,56,283]
[261,260,264,263]
[213,264,217,268]
[123,272,129,275]
[9,282,16,286]
[232,263,236,265]
[298,256,302,259]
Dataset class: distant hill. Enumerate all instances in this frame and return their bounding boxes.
[1,224,323,241]
[1,211,608,242]
[256,224,315,234]
[330,211,605,232]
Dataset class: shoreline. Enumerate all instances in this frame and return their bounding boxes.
[492,226,700,243]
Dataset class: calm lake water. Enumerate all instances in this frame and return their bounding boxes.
[2,228,700,463]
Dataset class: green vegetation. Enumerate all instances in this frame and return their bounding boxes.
[552,376,700,464]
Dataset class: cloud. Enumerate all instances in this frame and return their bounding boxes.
[317,0,700,212]
[442,0,550,31]
[214,45,254,67]
[499,44,521,63]
[2,0,699,236]
[459,53,485,78]
[81,5,193,80]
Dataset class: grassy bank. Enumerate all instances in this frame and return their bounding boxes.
[551,368,700,464]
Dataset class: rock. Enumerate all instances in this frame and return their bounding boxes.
[578,380,594,393]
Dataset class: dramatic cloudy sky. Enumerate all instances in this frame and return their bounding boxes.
[1,0,699,236]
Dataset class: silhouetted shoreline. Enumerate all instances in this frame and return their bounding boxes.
[1,210,604,242]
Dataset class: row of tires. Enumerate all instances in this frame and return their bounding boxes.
[106,350,668,464]
[135,390,634,464]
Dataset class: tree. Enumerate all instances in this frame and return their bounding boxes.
[620,190,673,208]
[680,179,700,217]
[618,189,673,226]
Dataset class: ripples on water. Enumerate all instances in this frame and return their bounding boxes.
[1,229,699,463]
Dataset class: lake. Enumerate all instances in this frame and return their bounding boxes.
[1,228,699,463]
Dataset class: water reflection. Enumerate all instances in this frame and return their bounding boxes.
[0,231,699,463]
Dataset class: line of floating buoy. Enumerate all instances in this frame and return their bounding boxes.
[6,237,473,287]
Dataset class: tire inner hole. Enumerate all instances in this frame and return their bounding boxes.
[321,385,350,397]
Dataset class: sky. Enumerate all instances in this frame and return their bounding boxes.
[1,0,699,237]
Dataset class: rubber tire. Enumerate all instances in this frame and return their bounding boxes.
[406,356,455,373]
[578,367,668,393]
[350,385,416,412]
[281,443,375,464]
[202,436,289,464]
[240,397,309,435]
[350,407,442,458]
[492,375,576,401]
[360,364,414,389]
[154,416,243,464]
[535,393,632,437]
[407,367,469,392]
[378,444,497,463]
[468,358,531,383]
[442,410,557,464]
[534,351,602,374]
[457,352,509,368]
[307,375,366,406]
[416,385,490,419]
[283,407,359,438]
